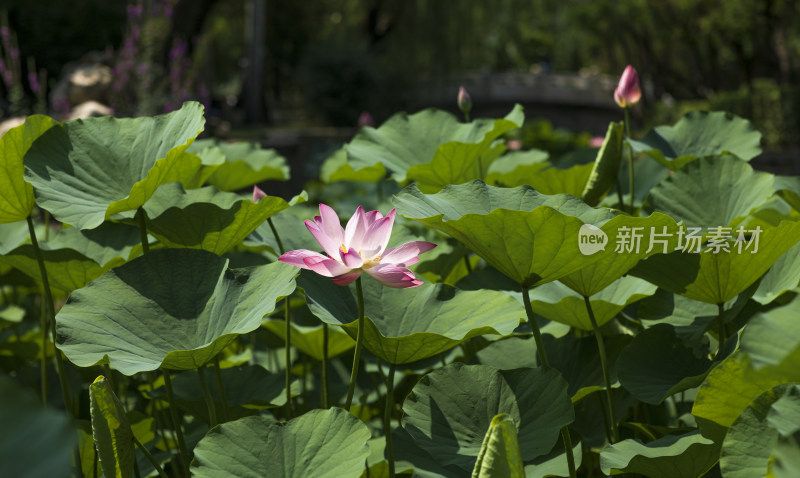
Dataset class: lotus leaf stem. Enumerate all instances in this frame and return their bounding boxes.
[136,207,150,254]
[584,295,618,443]
[197,366,218,427]
[384,361,397,478]
[212,356,229,421]
[322,323,329,408]
[162,370,190,476]
[133,435,169,478]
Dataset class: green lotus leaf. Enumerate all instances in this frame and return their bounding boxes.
[90,376,135,478]
[24,101,205,229]
[472,413,525,478]
[402,363,573,472]
[645,155,774,228]
[740,294,800,379]
[484,149,549,187]
[631,220,800,304]
[191,408,371,478]
[134,182,306,255]
[692,351,789,428]
[393,181,618,287]
[405,106,523,192]
[752,241,800,304]
[559,212,680,297]
[263,320,354,361]
[161,365,296,423]
[0,221,140,294]
[720,384,800,478]
[188,138,290,191]
[542,334,631,402]
[56,249,297,375]
[298,271,521,364]
[617,324,714,405]
[775,175,800,213]
[529,276,656,331]
[627,110,762,169]
[243,211,321,257]
[599,430,718,478]
[523,433,584,478]
[581,121,623,206]
[319,146,387,183]
[0,376,76,478]
[331,105,522,183]
[0,115,56,223]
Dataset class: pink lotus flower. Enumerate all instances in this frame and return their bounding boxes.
[613,65,642,108]
[252,185,267,202]
[457,86,472,115]
[279,204,436,288]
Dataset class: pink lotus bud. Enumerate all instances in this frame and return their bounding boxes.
[252,185,267,202]
[357,111,374,128]
[589,136,605,148]
[613,65,641,108]
[457,86,472,115]
[506,139,522,151]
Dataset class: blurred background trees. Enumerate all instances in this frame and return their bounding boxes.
[1,0,799,148]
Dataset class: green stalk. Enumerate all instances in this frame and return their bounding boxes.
[136,207,150,254]
[133,435,169,478]
[162,370,190,476]
[717,303,726,355]
[522,286,576,478]
[27,215,72,413]
[212,356,229,422]
[615,177,625,212]
[39,297,47,406]
[463,255,473,273]
[344,276,366,411]
[322,323,329,409]
[624,107,635,212]
[268,216,295,418]
[584,295,618,443]
[197,366,218,427]
[384,362,397,478]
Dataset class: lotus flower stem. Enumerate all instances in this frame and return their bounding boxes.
[322,323,329,408]
[133,435,169,478]
[212,356,229,421]
[197,365,218,427]
[268,216,295,418]
[615,177,625,211]
[384,361,397,478]
[136,207,150,254]
[522,286,576,478]
[624,107,635,212]
[26,214,73,412]
[344,276,366,411]
[162,370,190,476]
[147,371,170,454]
[584,295,618,443]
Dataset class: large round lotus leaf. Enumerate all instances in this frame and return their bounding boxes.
[0,376,76,478]
[263,320,354,361]
[243,211,321,258]
[775,175,800,213]
[692,352,789,428]
[405,105,523,192]
[0,115,56,223]
[133,182,306,255]
[752,241,800,304]
[393,181,618,287]
[402,363,573,472]
[188,138,290,191]
[298,271,521,364]
[599,430,718,478]
[319,147,387,183]
[529,276,656,331]
[485,149,550,187]
[720,384,798,478]
[24,101,205,230]
[0,221,140,294]
[645,155,774,228]
[56,249,297,375]
[326,105,523,183]
[627,110,762,170]
[617,324,714,405]
[740,295,800,380]
[191,408,371,478]
[631,219,800,304]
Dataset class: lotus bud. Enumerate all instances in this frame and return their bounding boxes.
[457,86,472,117]
[252,185,267,203]
[613,65,641,108]
[357,111,374,128]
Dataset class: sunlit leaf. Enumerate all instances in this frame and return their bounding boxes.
[188,138,290,191]
[471,414,525,478]
[90,375,135,478]
[56,249,296,375]
[581,121,623,206]
[600,430,717,478]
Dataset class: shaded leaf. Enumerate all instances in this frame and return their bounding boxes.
[600,430,717,478]
[90,376,135,478]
